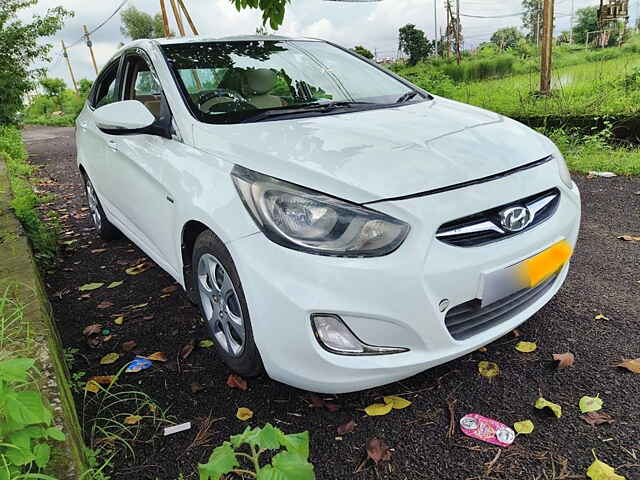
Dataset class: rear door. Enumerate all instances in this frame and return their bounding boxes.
[100,49,179,275]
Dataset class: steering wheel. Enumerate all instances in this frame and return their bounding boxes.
[198,89,251,113]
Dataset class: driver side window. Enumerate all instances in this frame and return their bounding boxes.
[122,53,163,121]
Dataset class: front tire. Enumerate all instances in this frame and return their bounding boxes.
[82,173,120,241]
[192,230,263,377]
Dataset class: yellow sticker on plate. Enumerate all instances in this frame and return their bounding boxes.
[518,241,573,288]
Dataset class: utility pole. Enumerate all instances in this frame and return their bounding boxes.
[540,0,555,94]
[569,0,575,43]
[434,0,438,57]
[61,40,78,94]
[177,0,199,35]
[159,0,171,37]
[456,0,461,64]
[83,25,99,75]
[446,0,452,59]
[169,0,186,36]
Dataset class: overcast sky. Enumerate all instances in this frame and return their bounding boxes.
[19,0,638,86]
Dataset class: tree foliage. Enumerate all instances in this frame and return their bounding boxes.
[120,6,165,40]
[573,6,599,44]
[231,0,289,30]
[352,45,374,59]
[39,77,66,109]
[490,27,525,50]
[521,0,543,41]
[0,0,72,124]
[399,24,433,66]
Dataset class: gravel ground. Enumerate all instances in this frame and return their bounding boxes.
[23,125,640,480]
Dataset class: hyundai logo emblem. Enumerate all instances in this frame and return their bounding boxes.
[499,206,533,232]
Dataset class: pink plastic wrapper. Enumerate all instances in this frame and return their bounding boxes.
[460,413,515,447]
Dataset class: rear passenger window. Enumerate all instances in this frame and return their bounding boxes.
[93,61,120,109]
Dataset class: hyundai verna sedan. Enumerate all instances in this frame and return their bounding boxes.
[76,35,581,393]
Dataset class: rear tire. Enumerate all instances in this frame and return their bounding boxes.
[192,230,263,377]
[82,173,120,241]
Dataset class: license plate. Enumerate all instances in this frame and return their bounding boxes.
[481,240,573,307]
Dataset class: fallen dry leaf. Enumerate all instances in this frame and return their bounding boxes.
[337,419,356,435]
[83,324,102,336]
[88,375,116,385]
[161,285,178,294]
[383,396,412,410]
[199,339,214,348]
[586,458,625,480]
[114,316,125,325]
[514,420,534,434]
[553,352,575,369]
[226,374,248,391]
[125,262,152,275]
[478,361,499,378]
[236,407,253,421]
[107,281,123,289]
[124,415,142,425]
[121,340,137,352]
[535,397,562,418]
[91,248,107,254]
[147,352,168,362]
[97,301,113,310]
[617,358,640,373]
[515,341,537,353]
[128,303,148,310]
[364,403,393,416]
[581,411,614,426]
[366,438,391,464]
[100,353,120,365]
[85,381,100,393]
[594,314,610,321]
[180,341,195,360]
[190,382,204,393]
[79,282,104,292]
[307,393,339,412]
[617,234,640,242]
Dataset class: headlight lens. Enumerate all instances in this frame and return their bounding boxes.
[231,165,410,257]
[554,153,573,189]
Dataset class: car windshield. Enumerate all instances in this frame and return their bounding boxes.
[161,39,424,124]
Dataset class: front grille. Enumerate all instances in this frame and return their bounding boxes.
[436,188,560,247]
[444,275,557,341]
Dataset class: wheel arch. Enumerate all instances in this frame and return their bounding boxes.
[181,219,212,302]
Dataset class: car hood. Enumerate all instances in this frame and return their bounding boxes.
[193,97,554,204]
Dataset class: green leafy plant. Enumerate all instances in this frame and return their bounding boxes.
[198,423,314,480]
[0,357,66,479]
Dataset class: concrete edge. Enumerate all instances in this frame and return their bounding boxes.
[0,154,86,478]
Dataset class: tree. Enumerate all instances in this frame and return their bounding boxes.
[572,6,598,44]
[352,45,374,59]
[398,24,433,66]
[120,6,165,40]
[39,78,66,109]
[0,0,72,124]
[490,27,525,50]
[231,0,289,29]
[78,79,93,98]
[521,0,543,42]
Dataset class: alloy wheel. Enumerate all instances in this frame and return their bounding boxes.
[197,253,246,357]
[86,180,102,230]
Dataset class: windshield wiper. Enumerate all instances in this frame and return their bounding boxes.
[240,101,376,123]
[396,91,420,104]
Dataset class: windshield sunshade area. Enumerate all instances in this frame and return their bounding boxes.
[161,40,425,124]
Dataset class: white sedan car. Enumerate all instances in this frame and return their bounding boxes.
[76,35,581,393]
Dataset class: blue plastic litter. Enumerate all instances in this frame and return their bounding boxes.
[126,356,152,373]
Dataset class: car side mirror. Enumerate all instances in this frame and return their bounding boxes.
[94,100,156,134]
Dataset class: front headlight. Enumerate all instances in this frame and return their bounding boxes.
[231,165,410,257]
[554,153,573,189]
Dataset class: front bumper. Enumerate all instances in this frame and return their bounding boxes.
[229,164,581,393]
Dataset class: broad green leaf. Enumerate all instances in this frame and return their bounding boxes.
[257,451,315,480]
[587,459,626,480]
[236,407,254,421]
[535,397,562,418]
[34,443,51,469]
[45,427,66,441]
[0,358,34,382]
[383,396,412,409]
[580,395,604,413]
[256,423,283,450]
[478,361,500,378]
[365,403,393,416]
[514,420,535,434]
[100,353,120,365]
[107,281,124,289]
[280,431,310,460]
[198,442,238,480]
[230,425,257,448]
[4,443,33,467]
[515,341,537,353]
[6,391,52,425]
[79,282,104,291]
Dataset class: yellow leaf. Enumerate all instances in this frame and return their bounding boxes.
[587,459,626,480]
[579,395,603,413]
[383,396,412,410]
[594,314,610,321]
[79,282,104,292]
[128,303,148,310]
[107,281,124,289]
[236,407,254,421]
[515,341,537,353]
[100,353,120,365]
[535,397,562,418]
[124,415,142,425]
[114,316,124,325]
[514,420,535,434]
[85,381,100,393]
[478,361,499,378]
[365,403,393,416]
[146,352,168,362]
[125,262,151,275]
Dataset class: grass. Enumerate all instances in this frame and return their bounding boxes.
[0,288,34,361]
[0,125,58,261]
